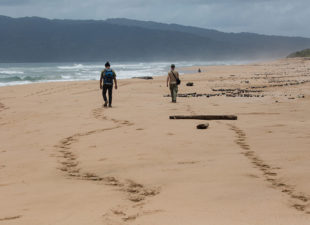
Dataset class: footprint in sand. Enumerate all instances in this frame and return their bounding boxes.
[92,108,135,127]
[105,205,164,224]
[0,215,22,222]
[228,123,310,214]
[92,108,107,120]
[0,102,8,112]
[177,161,200,165]
[245,174,260,179]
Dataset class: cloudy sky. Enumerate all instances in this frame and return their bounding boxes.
[0,0,309,37]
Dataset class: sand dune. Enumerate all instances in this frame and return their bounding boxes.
[1,58,310,224]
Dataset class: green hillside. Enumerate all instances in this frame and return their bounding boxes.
[288,49,310,58]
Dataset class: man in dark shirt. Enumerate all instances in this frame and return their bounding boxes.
[100,62,118,107]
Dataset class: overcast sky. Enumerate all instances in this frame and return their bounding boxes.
[0,0,309,37]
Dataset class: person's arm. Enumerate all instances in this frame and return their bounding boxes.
[100,71,103,89]
[114,77,118,89]
[113,70,118,89]
[167,73,170,87]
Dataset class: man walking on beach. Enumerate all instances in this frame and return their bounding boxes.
[167,64,180,103]
[100,62,118,107]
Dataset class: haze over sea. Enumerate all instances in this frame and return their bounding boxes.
[0,61,251,87]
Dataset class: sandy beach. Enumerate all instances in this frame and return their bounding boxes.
[1,58,310,225]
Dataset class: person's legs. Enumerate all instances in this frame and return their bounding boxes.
[108,85,113,107]
[102,85,108,107]
[170,84,177,102]
[170,84,174,102]
[174,85,178,102]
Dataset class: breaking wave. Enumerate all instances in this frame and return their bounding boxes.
[0,60,249,86]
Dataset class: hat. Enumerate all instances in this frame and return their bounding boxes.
[105,62,110,67]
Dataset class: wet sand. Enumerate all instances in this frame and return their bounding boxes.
[1,58,310,224]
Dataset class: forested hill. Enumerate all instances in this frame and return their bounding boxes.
[288,49,310,58]
[1,16,310,62]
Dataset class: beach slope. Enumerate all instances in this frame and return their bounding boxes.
[1,58,310,224]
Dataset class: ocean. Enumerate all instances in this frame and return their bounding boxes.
[0,61,249,87]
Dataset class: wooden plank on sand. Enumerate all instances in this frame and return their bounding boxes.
[169,115,237,120]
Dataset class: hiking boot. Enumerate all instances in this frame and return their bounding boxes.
[108,105,112,108]
[103,102,108,107]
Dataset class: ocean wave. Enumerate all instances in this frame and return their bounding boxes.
[0,76,22,82]
[0,61,246,87]
[57,64,85,70]
[0,70,24,75]
[0,75,61,82]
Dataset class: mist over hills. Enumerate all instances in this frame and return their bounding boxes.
[0,16,310,63]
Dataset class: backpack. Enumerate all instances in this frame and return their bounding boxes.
[104,69,114,85]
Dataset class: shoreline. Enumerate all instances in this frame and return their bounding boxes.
[0,59,263,88]
[1,58,310,224]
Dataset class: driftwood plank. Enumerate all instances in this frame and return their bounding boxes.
[170,115,237,120]
[132,76,153,80]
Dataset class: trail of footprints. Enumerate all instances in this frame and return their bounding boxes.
[55,107,160,223]
[92,108,108,120]
[24,83,81,97]
[103,206,164,224]
[228,124,310,214]
[0,102,9,125]
[25,87,60,97]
